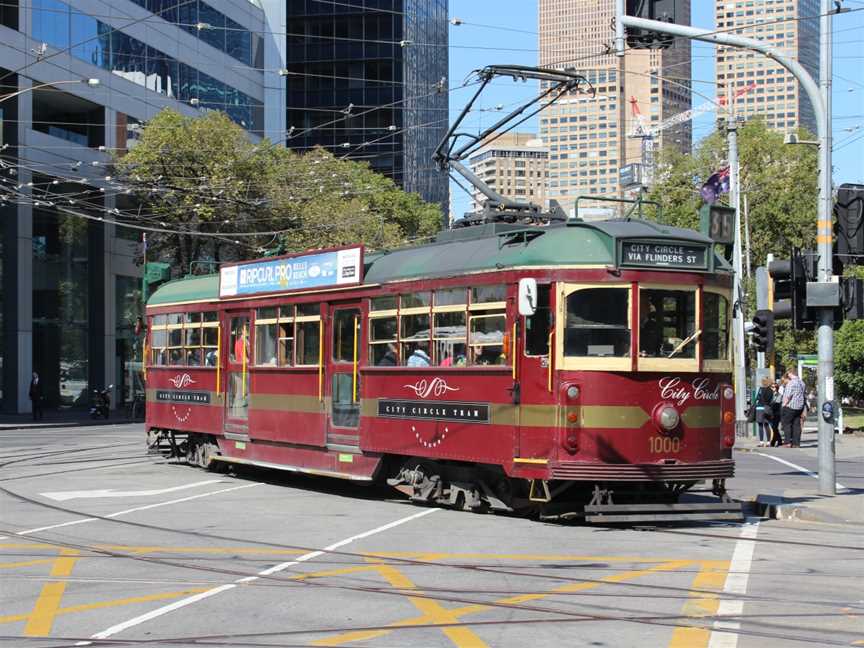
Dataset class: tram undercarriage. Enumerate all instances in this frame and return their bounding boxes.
[148,429,744,524]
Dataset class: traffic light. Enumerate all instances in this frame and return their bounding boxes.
[768,250,812,330]
[835,183,864,264]
[842,277,864,321]
[750,309,774,356]
[625,0,678,49]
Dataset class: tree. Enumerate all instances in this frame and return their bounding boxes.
[113,109,443,277]
[647,118,819,265]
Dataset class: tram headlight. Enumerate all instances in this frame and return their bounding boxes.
[723,386,735,401]
[566,386,580,400]
[658,406,680,431]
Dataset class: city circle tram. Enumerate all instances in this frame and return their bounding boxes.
[145,219,743,523]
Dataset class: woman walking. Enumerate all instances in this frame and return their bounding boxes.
[769,381,783,446]
[755,377,774,447]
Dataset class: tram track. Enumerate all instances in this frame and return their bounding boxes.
[1,447,860,646]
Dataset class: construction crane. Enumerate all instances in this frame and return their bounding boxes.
[627,82,756,188]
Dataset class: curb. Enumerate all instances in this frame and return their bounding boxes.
[0,419,137,431]
[752,494,861,526]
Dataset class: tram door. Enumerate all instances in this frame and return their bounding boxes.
[223,311,252,439]
[517,284,556,457]
[325,302,362,449]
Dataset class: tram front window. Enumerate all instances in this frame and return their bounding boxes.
[639,289,697,358]
[565,288,630,357]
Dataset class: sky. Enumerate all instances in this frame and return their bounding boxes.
[445,0,864,219]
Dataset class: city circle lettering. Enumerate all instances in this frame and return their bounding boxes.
[621,242,706,269]
[377,399,490,424]
[658,377,720,407]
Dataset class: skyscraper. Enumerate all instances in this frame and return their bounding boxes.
[715,0,819,134]
[467,133,548,213]
[538,0,691,212]
[284,0,449,213]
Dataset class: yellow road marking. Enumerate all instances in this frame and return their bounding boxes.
[668,560,730,648]
[23,549,80,636]
[0,559,55,569]
[315,558,693,646]
[0,588,209,626]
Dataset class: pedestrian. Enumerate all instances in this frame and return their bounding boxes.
[769,381,783,446]
[29,372,44,421]
[755,377,774,447]
[781,368,807,447]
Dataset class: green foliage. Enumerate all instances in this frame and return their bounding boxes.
[647,119,818,264]
[114,109,443,277]
[836,320,864,400]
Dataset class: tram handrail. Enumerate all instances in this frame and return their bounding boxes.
[352,316,359,403]
[512,322,517,381]
[318,320,324,402]
[215,325,221,395]
[547,330,554,393]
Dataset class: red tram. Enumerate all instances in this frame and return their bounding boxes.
[145,219,742,522]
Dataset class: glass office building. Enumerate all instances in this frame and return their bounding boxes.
[284,0,449,215]
[0,0,284,413]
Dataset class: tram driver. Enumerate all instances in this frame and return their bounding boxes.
[639,292,662,357]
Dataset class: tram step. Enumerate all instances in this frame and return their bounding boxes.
[584,501,745,524]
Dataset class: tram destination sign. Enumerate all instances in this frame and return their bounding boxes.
[220,246,363,298]
[377,399,490,424]
[619,241,708,270]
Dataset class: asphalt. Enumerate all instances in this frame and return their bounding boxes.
[6,410,860,526]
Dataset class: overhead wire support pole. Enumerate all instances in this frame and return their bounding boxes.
[616,9,836,495]
[728,120,748,434]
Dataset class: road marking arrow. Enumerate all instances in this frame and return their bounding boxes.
[40,480,225,501]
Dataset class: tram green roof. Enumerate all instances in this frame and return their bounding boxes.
[147,219,728,307]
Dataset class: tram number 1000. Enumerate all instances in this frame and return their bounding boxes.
[648,436,681,454]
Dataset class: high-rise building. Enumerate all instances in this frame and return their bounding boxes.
[284,0,449,214]
[715,0,819,134]
[538,0,691,212]
[467,133,548,213]
[0,0,286,414]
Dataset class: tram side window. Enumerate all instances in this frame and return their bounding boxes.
[278,307,295,366]
[469,312,507,365]
[255,307,278,366]
[167,314,185,365]
[229,318,250,364]
[150,315,167,365]
[525,284,551,356]
[434,311,466,366]
[293,303,321,366]
[565,288,630,357]
[639,289,697,358]
[183,313,203,367]
[703,292,730,360]
[202,316,219,367]
[400,311,431,366]
[369,314,398,366]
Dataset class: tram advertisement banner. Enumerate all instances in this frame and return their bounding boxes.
[219,246,363,297]
[619,241,708,270]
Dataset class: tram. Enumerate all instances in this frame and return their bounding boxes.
[145,217,743,523]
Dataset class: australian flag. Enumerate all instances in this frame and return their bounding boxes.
[700,167,730,204]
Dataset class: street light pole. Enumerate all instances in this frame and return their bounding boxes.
[817,0,836,495]
[0,78,100,104]
[615,11,837,494]
[728,120,748,432]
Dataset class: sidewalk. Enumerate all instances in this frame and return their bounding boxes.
[0,409,136,431]
[735,423,864,525]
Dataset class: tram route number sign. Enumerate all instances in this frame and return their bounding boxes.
[620,241,708,270]
[377,399,490,424]
[155,390,211,404]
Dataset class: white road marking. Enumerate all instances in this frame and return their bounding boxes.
[754,452,848,491]
[40,479,225,501]
[79,507,440,645]
[707,516,761,648]
[0,483,259,541]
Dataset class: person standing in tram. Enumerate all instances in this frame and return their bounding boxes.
[378,343,398,366]
[406,347,430,367]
